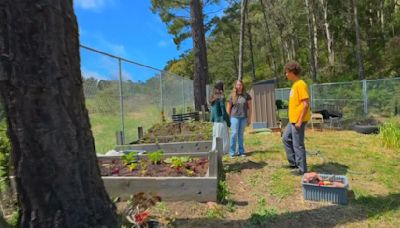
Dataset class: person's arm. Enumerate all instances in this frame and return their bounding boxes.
[226,100,232,115]
[220,99,231,127]
[295,99,309,129]
[247,100,252,126]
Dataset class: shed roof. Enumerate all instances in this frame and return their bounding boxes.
[251,79,276,86]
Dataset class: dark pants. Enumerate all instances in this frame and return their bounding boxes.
[282,123,307,173]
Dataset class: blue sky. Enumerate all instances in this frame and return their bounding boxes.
[74,0,227,81]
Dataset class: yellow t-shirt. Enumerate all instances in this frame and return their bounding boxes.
[288,80,311,123]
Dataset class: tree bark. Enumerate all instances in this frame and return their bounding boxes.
[246,10,257,82]
[351,0,366,80]
[320,0,335,66]
[238,0,248,80]
[0,1,118,227]
[380,0,385,38]
[229,34,239,77]
[305,0,318,82]
[311,0,318,68]
[190,0,209,111]
[259,0,277,77]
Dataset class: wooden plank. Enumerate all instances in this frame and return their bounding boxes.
[116,141,212,153]
[97,152,209,160]
[102,177,217,202]
[216,137,224,181]
[208,150,217,177]
[137,127,143,140]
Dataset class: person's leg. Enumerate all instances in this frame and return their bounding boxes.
[229,118,239,156]
[292,123,307,173]
[222,122,230,154]
[211,122,218,152]
[282,123,296,167]
[238,117,247,155]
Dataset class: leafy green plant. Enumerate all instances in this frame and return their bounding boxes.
[206,206,225,219]
[379,118,400,151]
[121,152,138,165]
[139,160,148,175]
[0,121,17,224]
[164,156,191,169]
[249,197,278,226]
[147,150,164,164]
[127,163,138,171]
[217,180,231,204]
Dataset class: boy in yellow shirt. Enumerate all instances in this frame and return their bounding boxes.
[282,61,311,175]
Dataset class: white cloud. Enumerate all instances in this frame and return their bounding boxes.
[81,69,109,80]
[74,0,114,11]
[82,31,128,57]
[158,40,168,47]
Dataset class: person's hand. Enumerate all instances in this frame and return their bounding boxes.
[295,121,302,129]
[247,119,251,126]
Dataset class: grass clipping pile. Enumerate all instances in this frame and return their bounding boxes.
[138,122,213,143]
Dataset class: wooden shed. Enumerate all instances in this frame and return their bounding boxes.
[249,79,277,128]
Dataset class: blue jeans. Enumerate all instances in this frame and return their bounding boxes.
[229,117,247,156]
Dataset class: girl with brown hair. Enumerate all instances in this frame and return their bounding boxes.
[227,80,252,157]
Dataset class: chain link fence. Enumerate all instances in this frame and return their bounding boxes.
[275,78,400,120]
[80,45,199,153]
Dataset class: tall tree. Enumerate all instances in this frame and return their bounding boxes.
[0,1,118,227]
[320,0,335,66]
[351,0,366,80]
[246,7,257,82]
[305,0,318,82]
[259,0,277,77]
[190,0,210,110]
[151,0,217,111]
[238,0,248,80]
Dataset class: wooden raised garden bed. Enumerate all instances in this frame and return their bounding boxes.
[99,140,222,202]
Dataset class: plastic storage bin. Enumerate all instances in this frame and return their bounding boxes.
[302,174,349,205]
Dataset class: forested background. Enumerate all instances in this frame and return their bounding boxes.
[161,0,400,88]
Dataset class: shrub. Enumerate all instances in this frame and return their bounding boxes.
[379,118,400,151]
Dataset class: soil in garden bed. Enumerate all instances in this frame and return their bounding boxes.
[99,157,209,177]
[137,122,212,144]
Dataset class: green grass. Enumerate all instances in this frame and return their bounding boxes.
[269,169,296,200]
[379,118,400,151]
[89,107,160,153]
[248,197,278,227]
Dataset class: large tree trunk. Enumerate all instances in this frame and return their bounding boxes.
[0,1,118,227]
[320,0,335,66]
[305,0,318,82]
[246,11,257,82]
[238,0,248,80]
[190,0,209,111]
[351,0,366,80]
[259,0,277,77]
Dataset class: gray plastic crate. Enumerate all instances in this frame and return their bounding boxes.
[302,174,349,205]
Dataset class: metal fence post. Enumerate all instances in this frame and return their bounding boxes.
[118,58,125,144]
[310,84,314,110]
[363,80,368,116]
[182,77,185,114]
[160,72,165,122]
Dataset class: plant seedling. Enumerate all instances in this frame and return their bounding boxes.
[122,151,138,165]
[128,163,138,171]
[164,156,191,169]
[147,150,164,164]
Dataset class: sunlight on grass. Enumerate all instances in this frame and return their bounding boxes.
[269,168,296,200]
[89,107,160,153]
